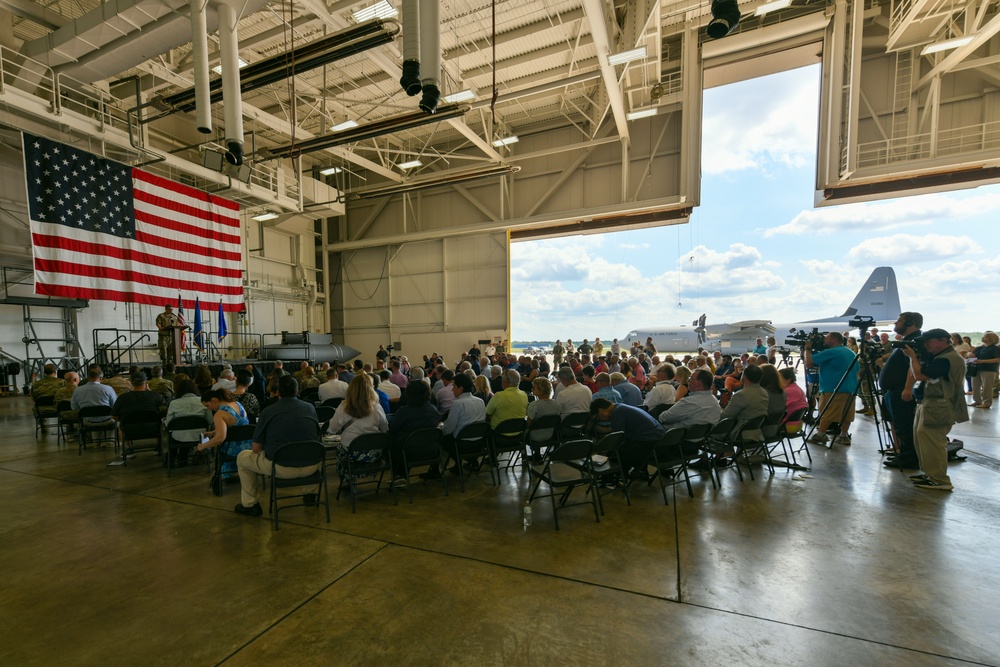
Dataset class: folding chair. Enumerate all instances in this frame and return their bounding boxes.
[164,414,212,477]
[212,424,256,496]
[523,414,561,462]
[56,400,75,447]
[726,414,768,481]
[585,430,629,512]
[77,406,117,455]
[779,407,811,466]
[321,397,344,410]
[678,422,715,490]
[315,406,336,435]
[34,395,59,437]
[701,417,738,485]
[736,412,782,479]
[647,427,689,506]
[269,440,330,531]
[399,427,447,503]
[490,417,527,475]
[336,432,395,513]
[528,438,600,530]
[648,403,672,420]
[118,409,164,465]
[559,411,590,441]
[445,422,495,492]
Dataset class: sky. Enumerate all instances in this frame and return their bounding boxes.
[510,64,1000,342]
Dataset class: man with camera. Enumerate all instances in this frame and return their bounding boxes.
[879,312,922,469]
[804,331,858,446]
[902,329,968,491]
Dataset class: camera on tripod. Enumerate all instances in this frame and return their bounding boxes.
[785,327,828,351]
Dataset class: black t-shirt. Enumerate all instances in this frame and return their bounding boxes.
[974,345,999,372]
[112,390,164,419]
[878,331,920,391]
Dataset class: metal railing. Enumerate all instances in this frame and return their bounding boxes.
[855,119,1000,169]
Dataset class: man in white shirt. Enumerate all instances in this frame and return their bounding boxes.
[659,369,721,428]
[554,366,592,417]
[211,369,237,392]
[644,364,677,410]
[317,368,348,402]
[377,370,401,406]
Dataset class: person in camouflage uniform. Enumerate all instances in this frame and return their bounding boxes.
[55,371,80,429]
[162,362,177,383]
[156,304,177,364]
[299,365,321,390]
[31,363,66,428]
[101,368,132,397]
[147,365,174,414]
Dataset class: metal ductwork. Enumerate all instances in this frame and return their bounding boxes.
[399,0,421,96]
[353,164,520,199]
[217,0,243,165]
[260,104,471,159]
[154,20,399,114]
[190,0,212,134]
[418,0,440,113]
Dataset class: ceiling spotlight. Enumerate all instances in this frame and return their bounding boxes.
[212,58,248,74]
[920,35,975,55]
[607,47,647,66]
[626,108,658,120]
[492,136,519,147]
[319,167,343,175]
[443,89,477,103]
[707,0,742,39]
[754,0,791,16]
[398,159,422,169]
[331,119,360,132]
[252,211,279,221]
[352,0,397,22]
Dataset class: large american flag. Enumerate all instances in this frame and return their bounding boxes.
[23,132,245,311]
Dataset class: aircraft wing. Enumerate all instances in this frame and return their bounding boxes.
[704,320,776,336]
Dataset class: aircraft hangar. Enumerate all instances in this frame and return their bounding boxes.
[1,0,998,363]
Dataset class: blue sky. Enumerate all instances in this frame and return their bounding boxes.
[510,64,1000,342]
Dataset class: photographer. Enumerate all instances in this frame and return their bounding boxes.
[902,329,968,491]
[804,331,858,446]
[879,312,922,469]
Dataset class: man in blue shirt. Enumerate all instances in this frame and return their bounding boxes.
[590,398,665,477]
[805,332,859,446]
[71,367,117,424]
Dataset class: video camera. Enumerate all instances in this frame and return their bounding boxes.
[785,327,828,351]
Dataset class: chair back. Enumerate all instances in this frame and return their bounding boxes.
[649,403,671,420]
[592,430,626,455]
[300,388,320,403]
[57,400,73,414]
[652,427,688,465]
[322,397,344,409]
[680,422,713,456]
[315,406,336,434]
[525,413,560,442]
[735,414,767,443]
[548,438,592,464]
[35,395,56,408]
[271,440,325,469]
[455,421,491,456]
[783,407,809,434]
[401,427,443,464]
[708,417,737,442]
[79,405,113,422]
[119,410,163,440]
[224,424,256,445]
[166,415,212,432]
[559,411,590,439]
[761,410,787,442]
[349,432,392,457]
[493,418,527,439]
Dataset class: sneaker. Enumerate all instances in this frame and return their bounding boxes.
[910,474,931,483]
[391,478,408,488]
[234,503,263,516]
[124,448,137,459]
[884,457,920,470]
[914,479,953,491]
[807,432,829,445]
[833,434,852,446]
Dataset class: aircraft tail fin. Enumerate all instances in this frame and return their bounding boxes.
[838,266,901,322]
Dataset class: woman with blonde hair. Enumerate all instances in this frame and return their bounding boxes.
[473,374,493,403]
[328,374,389,478]
[673,365,692,401]
[970,331,1000,409]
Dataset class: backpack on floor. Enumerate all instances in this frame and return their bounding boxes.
[947,438,967,462]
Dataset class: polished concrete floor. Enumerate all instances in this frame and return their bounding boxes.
[2,395,999,666]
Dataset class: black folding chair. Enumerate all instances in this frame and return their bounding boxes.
[585,430,629,512]
[490,417,527,475]
[677,422,715,491]
[212,424,256,496]
[77,405,117,455]
[118,409,164,465]
[648,403,672,420]
[164,415,212,477]
[399,427,447,503]
[523,413,561,461]
[269,440,330,531]
[647,427,689,506]
[701,418,738,485]
[56,400,75,447]
[336,432,395,513]
[528,438,600,530]
[559,411,590,441]
[321,397,344,410]
[777,407,811,466]
[736,412,781,479]
[34,395,59,437]
[315,406,336,435]
[445,422,495,492]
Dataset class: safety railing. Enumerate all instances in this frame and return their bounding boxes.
[855,119,1000,169]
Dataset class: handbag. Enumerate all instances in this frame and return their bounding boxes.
[966,363,978,378]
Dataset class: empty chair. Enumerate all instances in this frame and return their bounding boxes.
[528,438,600,530]
[490,417,527,475]
[336,432,394,513]
[398,427,447,503]
[77,405,117,455]
[118,409,164,466]
[445,422,495,492]
[777,407,811,466]
[586,430,629,512]
[269,440,330,531]
[164,414,212,476]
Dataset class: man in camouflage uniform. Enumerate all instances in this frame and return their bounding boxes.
[293,361,310,384]
[147,365,174,413]
[161,362,177,384]
[55,371,80,429]
[155,304,178,365]
[31,363,66,429]
[101,367,132,397]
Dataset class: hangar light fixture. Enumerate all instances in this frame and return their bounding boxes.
[319,166,343,175]
[353,1,397,22]
[353,164,521,199]
[920,36,974,55]
[252,211,279,221]
[331,119,360,131]
[754,0,791,16]
[607,47,647,66]
[626,108,658,120]
[443,89,477,103]
[492,135,519,147]
[212,58,248,74]
[398,159,423,169]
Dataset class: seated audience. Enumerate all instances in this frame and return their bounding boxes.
[165,375,212,467]
[659,369,721,429]
[196,388,251,480]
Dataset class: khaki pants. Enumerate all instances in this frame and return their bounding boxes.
[913,403,952,485]
[236,449,319,508]
[818,392,855,434]
[158,334,172,364]
[972,371,996,407]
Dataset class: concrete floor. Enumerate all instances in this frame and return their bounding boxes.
[1,394,999,666]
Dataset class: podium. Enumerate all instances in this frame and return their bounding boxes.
[170,325,188,366]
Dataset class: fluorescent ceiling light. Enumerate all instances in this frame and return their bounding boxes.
[492,136,519,147]
[398,159,422,169]
[252,212,279,221]
[212,58,248,75]
[443,89,476,103]
[352,0,397,22]
[319,167,342,175]
[607,46,647,66]
[754,0,791,16]
[331,119,359,132]
[920,36,974,55]
[626,108,658,120]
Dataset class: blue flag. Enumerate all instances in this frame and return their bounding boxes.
[218,301,228,342]
[193,297,204,350]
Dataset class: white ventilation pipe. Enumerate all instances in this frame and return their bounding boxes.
[399,0,421,95]
[217,0,244,165]
[418,0,440,113]
[190,0,212,134]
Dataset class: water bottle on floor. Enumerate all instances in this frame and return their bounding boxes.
[523,501,532,530]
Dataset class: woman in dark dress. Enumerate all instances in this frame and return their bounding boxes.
[387,381,441,478]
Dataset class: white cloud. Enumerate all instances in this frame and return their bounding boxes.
[763,192,1000,237]
[847,234,981,264]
